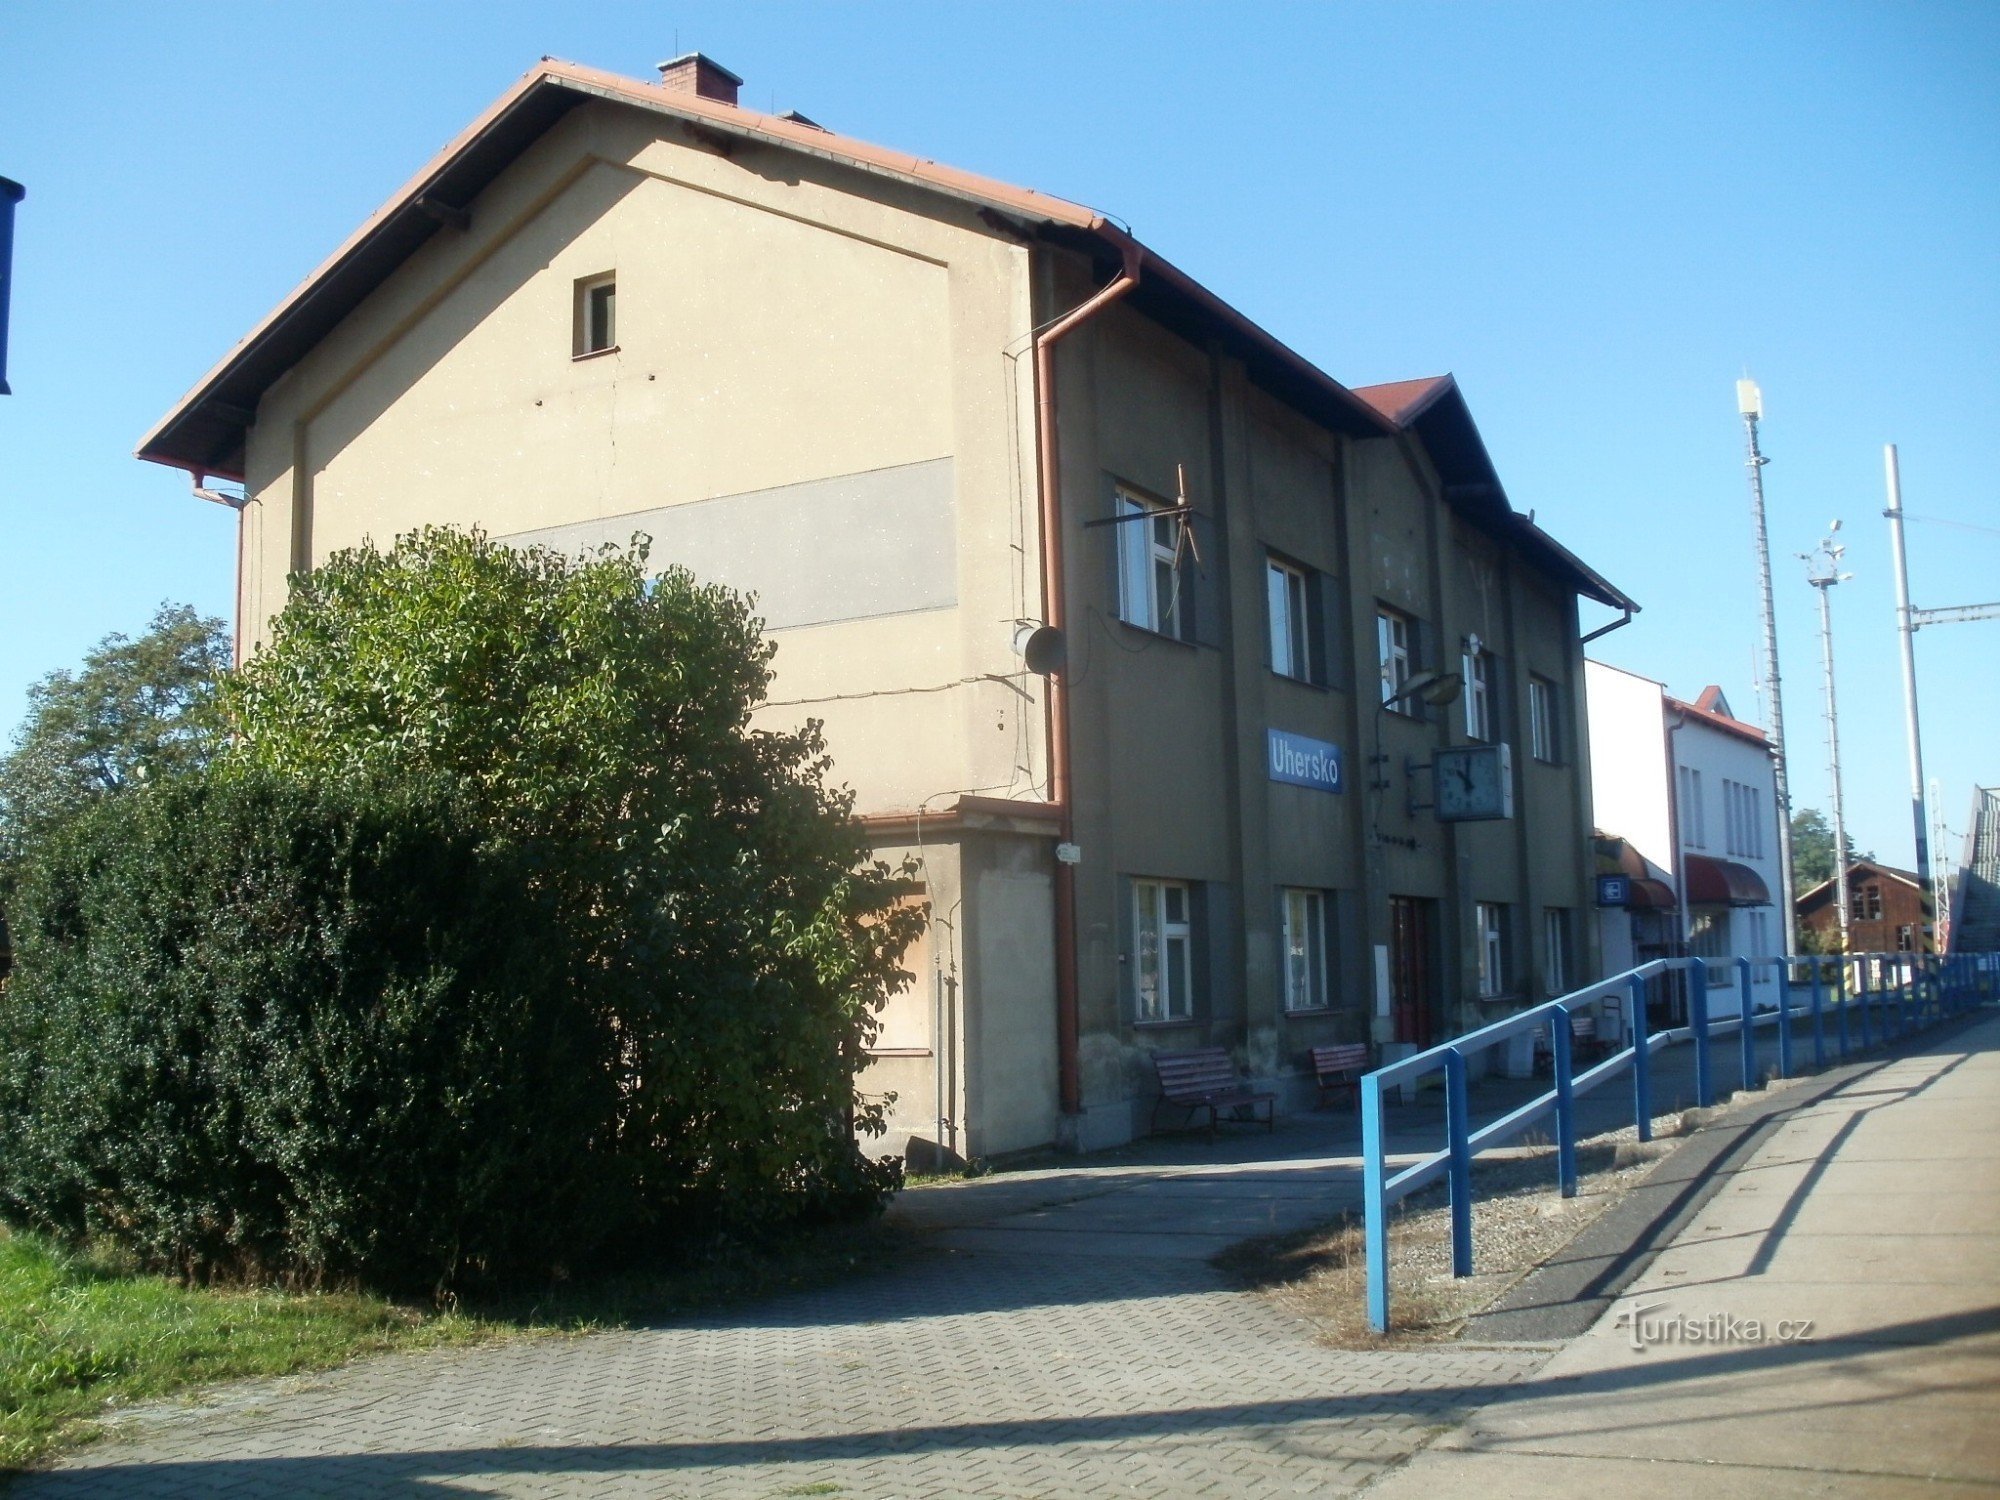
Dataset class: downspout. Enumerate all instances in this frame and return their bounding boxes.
[1035,237,1143,1120]
[1580,603,1636,645]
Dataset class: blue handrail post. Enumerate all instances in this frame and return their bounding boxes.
[1444,1048,1473,1277]
[1776,959,1793,1079]
[1858,960,1872,1049]
[1552,1008,1578,1199]
[1691,960,1713,1106]
[1836,958,1851,1058]
[1737,956,1758,1090]
[1809,957,1826,1069]
[1894,955,1907,1038]
[1629,972,1652,1142]
[1362,1073,1390,1333]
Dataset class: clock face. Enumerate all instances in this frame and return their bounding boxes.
[1434,744,1513,821]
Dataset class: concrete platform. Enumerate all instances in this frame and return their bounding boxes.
[1371,1011,2000,1496]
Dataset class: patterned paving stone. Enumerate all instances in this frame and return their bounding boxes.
[21,1242,1552,1497]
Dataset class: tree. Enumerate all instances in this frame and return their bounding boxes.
[1792,808,1868,891]
[221,526,922,1239]
[0,604,229,871]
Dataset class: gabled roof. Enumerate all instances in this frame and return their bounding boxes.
[135,56,1634,617]
[1796,859,1922,908]
[136,57,1393,480]
[1351,374,1638,612]
[1665,689,1771,749]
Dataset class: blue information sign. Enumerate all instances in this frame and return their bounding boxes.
[1267,729,1344,794]
[1596,874,1631,907]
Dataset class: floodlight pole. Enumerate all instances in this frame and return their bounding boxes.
[1738,380,1798,954]
[1804,530,1851,954]
[1884,444,1932,939]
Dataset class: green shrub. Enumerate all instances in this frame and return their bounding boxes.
[221,528,920,1244]
[0,771,620,1290]
[0,529,920,1291]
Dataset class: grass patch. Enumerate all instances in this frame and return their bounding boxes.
[0,1227,490,1474]
[1216,1123,1682,1346]
[0,1217,910,1476]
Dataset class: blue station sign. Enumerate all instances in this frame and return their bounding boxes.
[1596,874,1631,907]
[1267,728,1344,794]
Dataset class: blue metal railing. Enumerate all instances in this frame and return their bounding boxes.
[1361,949,1999,1332]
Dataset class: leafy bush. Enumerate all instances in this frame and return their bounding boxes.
[0,529,919,1289]
[0,771,619,1290]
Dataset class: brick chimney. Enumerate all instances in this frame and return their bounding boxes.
[656,53,742,106]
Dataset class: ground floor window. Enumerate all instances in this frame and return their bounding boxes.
[1133,878,1194,1022]
[1689,907,1731,961]
[1281,888,1330,1012]
[1475,901,1510,997]
[1543,907,1572,995]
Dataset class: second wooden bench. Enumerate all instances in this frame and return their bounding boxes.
[1150,1047,1275,1140]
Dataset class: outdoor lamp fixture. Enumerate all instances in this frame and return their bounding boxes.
[1383,669,1463,713]
[1368,670,1464,848]
[1384,672,1464,712]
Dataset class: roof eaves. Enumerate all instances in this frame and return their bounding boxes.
[139,58,1401,477]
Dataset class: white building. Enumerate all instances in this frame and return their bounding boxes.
[1586,662,1783,1025]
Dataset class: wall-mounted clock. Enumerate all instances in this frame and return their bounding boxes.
[1433,743,1514,822]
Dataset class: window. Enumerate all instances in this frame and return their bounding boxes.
[1378,607,1414,709]
[1679,766,1706,849]
[1690,909,1730,960]
[1464,646,1494,741]
[1721,780,1764,859]
[1475,902,1510,997]
[573,272,616,356]
[1543,907,1571,995]
[1116,489,1186,638]
[1897,923,1914,952]
[1281,888,1330,1012]
[1267,556,1313,681]
[1748,909,1769,963]
[1529,676,1558,762]
[1133,878,1194,1022]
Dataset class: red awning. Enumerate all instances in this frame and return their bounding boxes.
[1684,854,1772,907]
[1626,877,1678,910]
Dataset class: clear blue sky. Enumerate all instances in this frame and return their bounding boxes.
[3,1,1995,873]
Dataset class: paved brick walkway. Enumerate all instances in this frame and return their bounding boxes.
[9,1029,1796,1498]
[24,1250,1546,1497]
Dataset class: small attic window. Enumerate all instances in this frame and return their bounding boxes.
[574,273,616,357]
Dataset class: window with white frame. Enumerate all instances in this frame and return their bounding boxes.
[1267,556,1312,682]
[1378,607,1414,709]
[1679,765,1706,849]
[573,272,616,356]
[1690,909,1730,959]
[1543,907,1572,995]
[1475,902,1510,997]
[1133,878,1194,1022]
[1529,675,1558,762]
[1464,646,1495,741]
[1116,489,1186,638]
[1281,888,1330,1012]
[1747,909,1772,965]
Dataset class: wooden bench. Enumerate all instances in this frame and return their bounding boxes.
[1150,1047,1275,1140]
[1535,1010,1606,1071]
[1310,1043,1371,1110]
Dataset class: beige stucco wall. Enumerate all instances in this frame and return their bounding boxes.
[239,99,1044,819]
